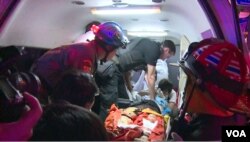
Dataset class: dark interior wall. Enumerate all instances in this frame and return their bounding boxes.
[166,44,180,90]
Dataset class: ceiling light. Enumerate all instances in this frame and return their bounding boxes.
[91,7,160,15]
[127,31,168,37]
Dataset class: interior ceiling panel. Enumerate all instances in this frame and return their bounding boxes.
[0,0,212,48]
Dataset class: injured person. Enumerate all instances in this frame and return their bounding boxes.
[104,100,171,141]
[132,76,179,116]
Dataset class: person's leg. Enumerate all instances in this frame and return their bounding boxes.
[91,95,101,114]
[117,69,129,99]
[95,67,119,121]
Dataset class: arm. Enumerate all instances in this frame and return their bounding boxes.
[168,102,176,110]
[168,89,177,110]
[123,71,133,92]
[146,64,156,100]
[0,92,42,141]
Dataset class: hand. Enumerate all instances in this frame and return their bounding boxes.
[0,92,42,141]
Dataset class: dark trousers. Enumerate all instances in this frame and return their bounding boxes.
[94,65,129,121]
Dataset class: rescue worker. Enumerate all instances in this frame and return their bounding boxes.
[95,38,176,120]
[117,38,176,100]
[172,38,249,141]
[31,21,128,102]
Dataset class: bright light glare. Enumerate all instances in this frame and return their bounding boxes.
[91,7,160,15]
[127,31,168,37]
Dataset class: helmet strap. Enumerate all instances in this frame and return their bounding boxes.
[179,81,197,121]
[96,37,115,65]
[99,44,112,65]
[100,51,109,65]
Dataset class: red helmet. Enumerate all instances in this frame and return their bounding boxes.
[180,38,248,111]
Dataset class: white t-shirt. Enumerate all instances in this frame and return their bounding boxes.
[168,89,177,104]
[133,59,169,91]
[133,70,146,92]
[155,59,169,86]
[74,31,95,43]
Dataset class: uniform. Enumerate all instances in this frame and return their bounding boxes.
[31,43,96,91]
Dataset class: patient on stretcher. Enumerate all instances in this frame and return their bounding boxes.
[104,100,170,141]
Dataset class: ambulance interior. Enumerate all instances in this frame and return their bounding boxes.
[0,0,249,139]
[0,0,249,105]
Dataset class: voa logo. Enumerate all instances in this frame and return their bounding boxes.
[226,130,246,138]
[222,126,249,142]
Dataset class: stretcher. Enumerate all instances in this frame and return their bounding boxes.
[104,103,171,141]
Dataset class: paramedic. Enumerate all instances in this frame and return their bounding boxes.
[31,21,128,99]
[117,38,176,100]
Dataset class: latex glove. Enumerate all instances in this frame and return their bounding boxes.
[131,91,142,102]
[0,92,43,141]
